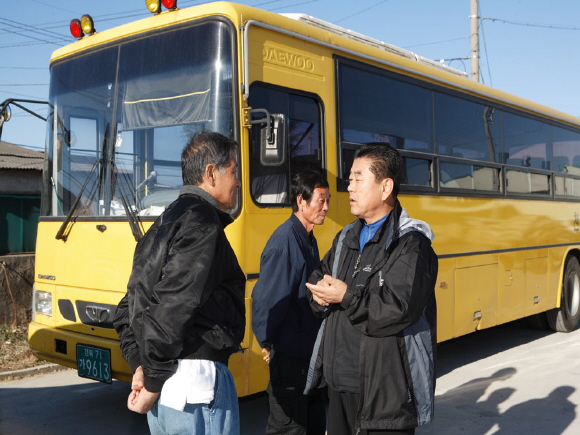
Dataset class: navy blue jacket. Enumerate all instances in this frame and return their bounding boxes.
[252,214,323,360]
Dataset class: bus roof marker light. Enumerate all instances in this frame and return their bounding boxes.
[70,19,83,39]
[162,0,177,9]
[145,0,161,14]
[81,15,95,35]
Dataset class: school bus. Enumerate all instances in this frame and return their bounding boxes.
[26,1,580,396]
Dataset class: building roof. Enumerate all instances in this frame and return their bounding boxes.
[0,140,43,171]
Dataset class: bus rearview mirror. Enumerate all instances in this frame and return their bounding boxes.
[248,108,287,166]
[260,113,286,166]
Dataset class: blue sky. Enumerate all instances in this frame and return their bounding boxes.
[2,0,580,150]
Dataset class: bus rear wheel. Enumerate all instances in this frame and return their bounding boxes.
[547,256,580,332]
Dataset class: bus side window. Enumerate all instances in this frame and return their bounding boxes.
[336,60,433,191]
[249,83,324,207]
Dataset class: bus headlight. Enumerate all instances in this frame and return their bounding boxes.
[33,289,53,318]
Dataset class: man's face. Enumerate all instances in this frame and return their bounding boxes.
[213,152,240,211]
[300,187,330,226]
[348,157,390,223]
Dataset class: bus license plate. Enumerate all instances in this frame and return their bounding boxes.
[76,344,112,383]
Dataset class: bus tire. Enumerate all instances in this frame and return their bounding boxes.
[547,256,580,332]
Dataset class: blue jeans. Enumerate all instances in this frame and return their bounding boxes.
[147,362,240,435]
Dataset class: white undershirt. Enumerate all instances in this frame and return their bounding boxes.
[159,359,216,411]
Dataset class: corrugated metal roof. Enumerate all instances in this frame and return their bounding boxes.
[0,140,43,171]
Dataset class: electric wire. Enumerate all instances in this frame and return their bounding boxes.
[269,0,321,12]
[482,17,580,31]
[334,0,387,25]
[478,6,493,87]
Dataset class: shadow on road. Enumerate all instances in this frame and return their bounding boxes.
[435,319,553,377]
[0,375,269,435]
[0,379,149,435]
[417,320,578,435]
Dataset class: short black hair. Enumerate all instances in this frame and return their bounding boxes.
[181,132,238,186]
[290,170,329,212]
[354,143,403,197]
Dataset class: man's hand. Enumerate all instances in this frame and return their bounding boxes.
[306,274,347,306]
[127,366,159,414]
[261,346,271,364]
[132,366,145,391]
[127,385,160,414]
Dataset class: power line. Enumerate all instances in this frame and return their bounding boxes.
[270,0,321,12]
[482,17,580,31]
[0,17,69,44]
[478,9,492,87]
[0,66,46,70]
[248,0,288,7]
[334,0,387,25]
[403,36,468,49]
[0,90,46,99]
[0,41,57,49]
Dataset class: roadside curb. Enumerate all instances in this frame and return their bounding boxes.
[0,363,72,382]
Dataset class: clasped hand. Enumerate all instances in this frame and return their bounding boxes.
[127,366,160,414]
[305,274,347,306]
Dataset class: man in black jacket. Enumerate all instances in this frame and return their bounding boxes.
[114,132,246,435]
[252,170,330,435]
[306,143,438,435]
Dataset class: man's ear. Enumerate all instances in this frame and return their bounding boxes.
[204,164,217,187]
[382,178,394,200]
[296,194,304,211]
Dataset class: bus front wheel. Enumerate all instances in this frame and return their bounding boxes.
[547,256,580,332]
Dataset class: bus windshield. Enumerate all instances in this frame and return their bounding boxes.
[43,20,235,218]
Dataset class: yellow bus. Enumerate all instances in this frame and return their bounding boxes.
[27,1,580,396]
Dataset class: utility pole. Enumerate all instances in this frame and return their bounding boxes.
[470,0,480,82]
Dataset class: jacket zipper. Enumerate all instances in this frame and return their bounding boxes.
[352,253,362,278]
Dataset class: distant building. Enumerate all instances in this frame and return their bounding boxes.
[0,140,43,254]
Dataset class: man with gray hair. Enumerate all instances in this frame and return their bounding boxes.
[114,131,246,435]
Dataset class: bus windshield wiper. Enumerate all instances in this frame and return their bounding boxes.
[55,158,144,242]
[112,160,144,242]
[55,159,101,241]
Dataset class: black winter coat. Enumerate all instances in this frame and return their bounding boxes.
[306,202,438,431]
[114,186,246,393]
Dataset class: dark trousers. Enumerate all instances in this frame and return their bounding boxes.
[266,352,326,435]
[328,387,415,435]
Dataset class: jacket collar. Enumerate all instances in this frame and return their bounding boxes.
[290,213,315,245]
[344,200,434,252]
[178,185,234,226]
[344,201,403,251]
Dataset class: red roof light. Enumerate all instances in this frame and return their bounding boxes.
[70,19,83,39]
[162,0,177,9]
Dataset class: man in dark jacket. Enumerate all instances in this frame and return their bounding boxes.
[305,143,438,435]
[114,132,246,435]
[252,170,330,435]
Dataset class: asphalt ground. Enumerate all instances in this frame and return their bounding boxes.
[2,320,579,434]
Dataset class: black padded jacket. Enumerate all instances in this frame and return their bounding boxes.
[114,186,246,393]
[305,202,438,431]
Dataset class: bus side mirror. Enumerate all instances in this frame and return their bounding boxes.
[248,108,287,166]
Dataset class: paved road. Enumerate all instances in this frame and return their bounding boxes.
[1,320,579,434]
[0,369,268,435]
[418,320,580,435]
